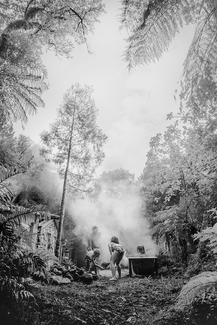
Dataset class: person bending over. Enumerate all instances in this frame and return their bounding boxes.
[85,248,103,275]
[108,236,124,281]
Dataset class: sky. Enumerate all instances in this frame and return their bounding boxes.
[14,1,195,178]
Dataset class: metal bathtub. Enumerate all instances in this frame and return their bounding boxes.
[128,257,158,276]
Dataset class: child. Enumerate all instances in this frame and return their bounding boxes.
[136,245,146,256]
[108,236,124,281]
[85,248,103,275]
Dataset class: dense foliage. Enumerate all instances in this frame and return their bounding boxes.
[1,1,217,324]
[0,0,105,124]
[119,0,217,268]
[0,166,51,323]
[139,114,217,264]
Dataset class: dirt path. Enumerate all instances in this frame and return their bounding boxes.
[31,274,185,325]
[99,268,129,278]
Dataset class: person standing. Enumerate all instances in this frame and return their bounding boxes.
[87,226,101,250]
[108,236,124,281]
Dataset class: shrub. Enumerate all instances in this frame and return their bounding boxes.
[0,226,47,324]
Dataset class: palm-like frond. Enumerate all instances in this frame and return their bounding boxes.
[0,247,48,305]
[6,205,41,226]
[121,0,198,68]
[0,164,26,182]
[176,271,217,309]
[121,0,217,122]
[0,183,14,206]
[0,164,28,206]
[0,60,48,123]
[194,227,217,254]
[180,5,217,121]
[33,248,58,264]
[0,277,34,302]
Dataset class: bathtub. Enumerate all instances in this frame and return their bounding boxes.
[128,256,158,276]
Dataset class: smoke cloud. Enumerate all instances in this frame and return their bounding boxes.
[67,191,157,263]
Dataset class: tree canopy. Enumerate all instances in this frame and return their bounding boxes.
[0,0,105,124]
[0,0,105,57]
[96,168,137,198]
[41,83,107,195]
[120,0,217,122]
[140,114,217,263]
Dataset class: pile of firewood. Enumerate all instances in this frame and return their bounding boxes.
[48,262,99,285]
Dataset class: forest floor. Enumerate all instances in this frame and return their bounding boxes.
[29,270,186,325]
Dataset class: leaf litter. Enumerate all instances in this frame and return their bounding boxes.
[30,274,185,325]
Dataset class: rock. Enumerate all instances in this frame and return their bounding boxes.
[79,273,93,285]
[50,275,71,285]
[72,272,81,281]
[65,272,74,281]
[53,268,62,275]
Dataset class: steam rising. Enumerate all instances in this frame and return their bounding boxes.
[68,192,157,262]
[16,142,157,264]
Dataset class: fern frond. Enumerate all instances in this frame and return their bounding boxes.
[152,222,163,236]
[19,289,34,300]
[0,165,26,182]
[194,227,217,255]
[0,183,14,205]
[0,61,48,123]
[0,276,24,300]
[5,205,50,228]
[176,271,217,309]
[34,248,58,264]
[0,276,35,303]
[152,219,175,237]
[153,206,177,223]
[194,227,214,241]
[180,5,217,120]
[121,0,199,68]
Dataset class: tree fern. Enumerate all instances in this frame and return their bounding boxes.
[121,1,217,123]
[0,239,46,307]
[0,0,105,124]
[0,205,51,310]
[180,3,217,122]
[0,59,48,123]
[194,226,217,255]
[120,0,199,68]
[0,161,28,207]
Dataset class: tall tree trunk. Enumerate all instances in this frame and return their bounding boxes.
[55,107,76,259]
